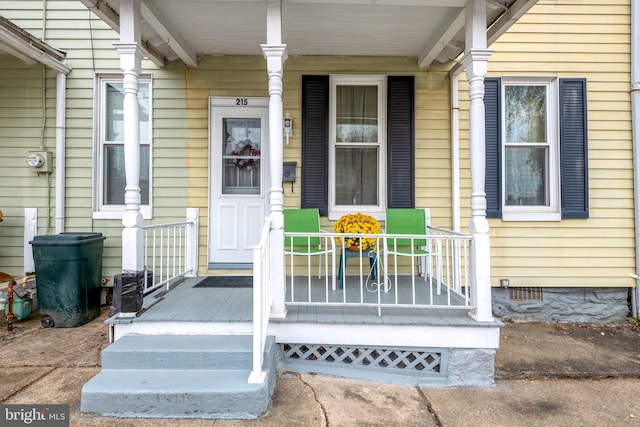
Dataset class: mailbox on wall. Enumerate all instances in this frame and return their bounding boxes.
[283,161,297,191]
[283,162,297,182]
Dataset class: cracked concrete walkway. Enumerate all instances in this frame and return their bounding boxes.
[1,310,639,426]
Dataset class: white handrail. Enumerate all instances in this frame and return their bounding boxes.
[142,212,198,294]
[284,228,473,315]
[248,216,272,384]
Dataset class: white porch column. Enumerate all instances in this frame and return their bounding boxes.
[115,0,144,273]
[262,0,288,319]
[460,0,494,322]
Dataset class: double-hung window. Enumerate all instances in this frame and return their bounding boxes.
[485,77,588,221]
[301,75,414,218]
[329,75,385,219]
[94,75,152,219]
[502,78,559,220]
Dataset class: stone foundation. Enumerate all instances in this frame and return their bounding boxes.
[447,349,495,387]
[492,287,629,323]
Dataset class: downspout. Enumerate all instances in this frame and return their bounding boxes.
[41,0,51,234]
[40,65,51,235]
[632,0,640,319]
[55,71,66,234]
[450,69,462,232]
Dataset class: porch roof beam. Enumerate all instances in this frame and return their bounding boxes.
[0,16,71,74]
[79,0,166,68]
[487,0,539,45]
[417,8,465,69]
[418,0,539,69]
[141,1,198,68]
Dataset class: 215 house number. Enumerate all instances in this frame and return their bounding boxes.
[236,98,248,106]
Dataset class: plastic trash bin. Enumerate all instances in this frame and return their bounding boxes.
[30,232,106,328]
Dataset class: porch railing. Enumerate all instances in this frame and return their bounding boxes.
[142,209,199,294]
[284,227,473,315]
[248,216,272,384]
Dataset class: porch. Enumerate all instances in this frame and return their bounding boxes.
[111,211,500,360]
[81,218,500,419]
[108,275,496,333]
[107,275,500,384]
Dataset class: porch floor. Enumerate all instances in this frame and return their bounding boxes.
[108,276,499,328]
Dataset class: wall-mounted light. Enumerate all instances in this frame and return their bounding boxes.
[283,111,293,144]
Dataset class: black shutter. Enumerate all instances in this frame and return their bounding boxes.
[484,77,502,218]
[301,75,329,216]
[387,76,415,208]
[559,78,589,219]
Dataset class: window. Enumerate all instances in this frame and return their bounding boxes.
[329,75,385,218]
[94,75,152,219]
[222,117,262,195]
[301,75,414,219]
[485,77,588,221]
[502,78,559,220]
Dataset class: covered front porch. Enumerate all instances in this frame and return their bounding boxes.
[76,0,535,419]
[81,210,500,418]
[108,274,500,379]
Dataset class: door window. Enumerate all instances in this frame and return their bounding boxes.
[222,118,261,195]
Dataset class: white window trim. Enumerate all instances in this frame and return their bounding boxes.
[93,73,153,220]
[328,74,387,221]
[501,77,561,222]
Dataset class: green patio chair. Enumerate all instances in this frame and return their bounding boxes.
[383,208,440,294]
[284,208,336,291]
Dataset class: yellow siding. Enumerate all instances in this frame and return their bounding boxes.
[279,57,452,228]
[458,0,634,288]
[182,57,452,275]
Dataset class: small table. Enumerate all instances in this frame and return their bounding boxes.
[338,248,378,289]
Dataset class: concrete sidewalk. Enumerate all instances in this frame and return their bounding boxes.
[0,310,639,426]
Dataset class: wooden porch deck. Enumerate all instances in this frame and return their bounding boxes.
[110,276,497,328]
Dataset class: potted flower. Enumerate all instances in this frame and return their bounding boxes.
[334,213,381,251]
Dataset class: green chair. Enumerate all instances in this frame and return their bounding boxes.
[383,208,440,294]
[284,209,336,291]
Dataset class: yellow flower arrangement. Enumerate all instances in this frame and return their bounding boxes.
[334,213,381,250]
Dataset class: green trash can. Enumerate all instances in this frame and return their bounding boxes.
[30,232,106,328]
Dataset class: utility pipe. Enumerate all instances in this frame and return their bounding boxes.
[450,71,462,232]
[631,0,640,319]
[40,65,51,235]
[55,71,66,234]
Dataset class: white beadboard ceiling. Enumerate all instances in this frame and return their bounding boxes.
[75,0,537,69]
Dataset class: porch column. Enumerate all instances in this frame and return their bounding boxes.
[115,0,144,273]
[460,0,494,322]
[262,0,288,319]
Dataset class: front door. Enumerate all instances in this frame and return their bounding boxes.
[209,97,269,268]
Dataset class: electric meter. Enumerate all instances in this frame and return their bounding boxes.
[26,151,52,172]
[26,153,45,168]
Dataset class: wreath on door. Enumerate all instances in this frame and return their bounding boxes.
[231,142,260,170]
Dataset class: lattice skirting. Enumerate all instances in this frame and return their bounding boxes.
[282,343,450,384]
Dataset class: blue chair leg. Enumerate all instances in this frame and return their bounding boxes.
[338,251,346,289]
[368,253,377,280]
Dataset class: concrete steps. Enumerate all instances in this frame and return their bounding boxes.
[81,334,277,419]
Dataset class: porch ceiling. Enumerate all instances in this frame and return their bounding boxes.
[79,0,538,69]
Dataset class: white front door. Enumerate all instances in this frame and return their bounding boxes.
[209,97,270,268]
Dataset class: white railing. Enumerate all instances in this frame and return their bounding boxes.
[284,228,473,315]
[143,209,199,294]
[248,216,272,384]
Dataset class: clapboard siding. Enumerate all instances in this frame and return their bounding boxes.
[0,1,190,277]
[0,0,634,289]
[457,0,634,287]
